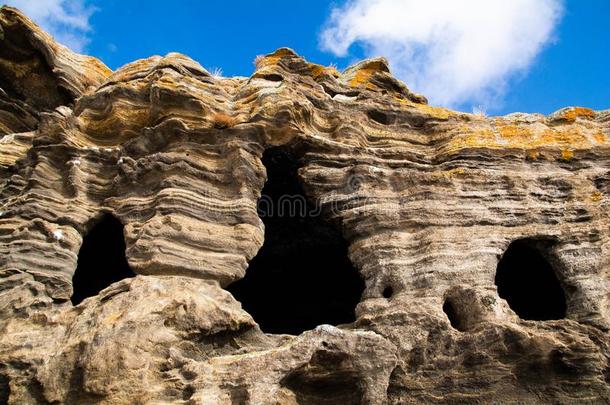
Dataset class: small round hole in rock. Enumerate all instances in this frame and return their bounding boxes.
[71,214,134,305]
[227,147,365,335]
[495,239,566,320]
[382,286,393,299]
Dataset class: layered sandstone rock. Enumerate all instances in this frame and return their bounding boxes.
[0,7,609,404]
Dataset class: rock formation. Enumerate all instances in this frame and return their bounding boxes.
[0,6,609,404]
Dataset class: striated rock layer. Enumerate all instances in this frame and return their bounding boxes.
[1,6,609,404]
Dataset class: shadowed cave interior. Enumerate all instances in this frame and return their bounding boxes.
[227,147,365,335]
[443,299,465,331]
[71,213,135,305]
[495,239,567,320]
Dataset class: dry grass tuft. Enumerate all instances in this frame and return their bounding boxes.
[210,112,237,129]
[254,55,265,69]
[472,105,487,117]
[210,67,223,78]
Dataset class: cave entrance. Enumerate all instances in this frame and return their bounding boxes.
[443,299,465,331]
[71,213,135,305]
[227,147,364,335]
[495,239,566,320]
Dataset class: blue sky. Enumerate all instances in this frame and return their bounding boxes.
[5,0,609,116]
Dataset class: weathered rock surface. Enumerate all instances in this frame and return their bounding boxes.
[0,6,609,404]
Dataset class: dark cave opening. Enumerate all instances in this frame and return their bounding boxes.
[442,299,465,331]
[227,147,365,335]
[382,286,394,299]
[71,214,135,305]
[495,239,566,320]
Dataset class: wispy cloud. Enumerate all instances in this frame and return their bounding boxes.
[4,0,96,52]
[320,0,564,110]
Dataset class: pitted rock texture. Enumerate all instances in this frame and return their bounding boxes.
[1,6,609,405]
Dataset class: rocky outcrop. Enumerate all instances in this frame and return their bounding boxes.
[0,6,110,179]
[0,6,609,404]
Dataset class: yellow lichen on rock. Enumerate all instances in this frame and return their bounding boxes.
[393,97,455,120]
[593,130,607,143]
[418,104,455,120]
[557,107,596,122]
[497,124,532,143]
[348,68,377,89]
[527,150,540,161]
[210,112,237,129]
[344,59,390,89]
[446,118,610,157]
[255,55,281,69]
[560,148,574,161]
[590,191,603,202]
[254,48,298,70]
[308,63,340,79]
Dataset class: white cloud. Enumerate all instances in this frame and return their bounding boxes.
[4,0,96,52]
[321,0,563,110]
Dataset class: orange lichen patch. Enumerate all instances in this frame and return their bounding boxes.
[393,97,455,120]
[497,125,532,143]
[590,191,603,203]
[358,59,389,72]
[558,107,596,122]
[446,122,610,156]
[501,121,607,149]
[593,131,607,143]
[308,63,325,78]
[526,150,540,161]
[416,104,454,120]
[348,68,377,89]
[537,128,590,148]
[210,112,237,129]
[345,59,389,89]
[308,63,340,79]
[560,149,574,161]
[255,55,281,69]
[254,48,297,69]
[445,128,496,151]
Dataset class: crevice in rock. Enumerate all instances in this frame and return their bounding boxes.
[387,365,408,401]
[280,349,363,405]
[594,172,609,195]
[252,72,283,82]
[0,373,9,404]
[227,146,364,335]
[181,385,195,401]
[0,21,72,111]
[71,213,135,305]
[367,109,396,125]
[223,383,250,405]
[495,239,567,320]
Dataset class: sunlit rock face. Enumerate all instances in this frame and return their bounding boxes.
[1,6,609,404]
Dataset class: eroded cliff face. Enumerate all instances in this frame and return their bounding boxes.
[0,7,609,404]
